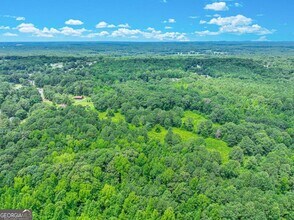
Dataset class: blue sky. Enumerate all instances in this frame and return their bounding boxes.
[0,0,293,41]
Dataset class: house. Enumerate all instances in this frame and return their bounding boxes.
[74,96,84,100]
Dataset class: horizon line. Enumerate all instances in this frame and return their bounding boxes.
[0,40,294,43]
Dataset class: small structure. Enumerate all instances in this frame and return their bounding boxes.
[74,96,84,100]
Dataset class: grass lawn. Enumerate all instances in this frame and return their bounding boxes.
[99,111,125,122]
[149,125,231,162]
[149,125,197,142]
[148,126,168,142]
[12,84,23,90]
[73,97,95,109]
[205,138,231,162]
[173,127,199,141]
[44,100,54,105]
[183,111,206,128]
[72,96,125,123]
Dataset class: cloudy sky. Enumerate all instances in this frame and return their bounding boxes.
[0,0,292,42]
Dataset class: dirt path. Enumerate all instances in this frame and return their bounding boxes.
[37,88,46,101]
[31,80,48,102]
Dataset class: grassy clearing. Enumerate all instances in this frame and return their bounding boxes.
[148,126,168,142]
[99,111,125,122]
[148,125,231,162]
[182,111,206,130]
[96,108,230,162]
[44,100,54,105]
[72,96,125,122]
[12,84,23,90]
[205,138,231,162]
[173,127,198,141]
[72,97,95,109]
[149,126,198,142]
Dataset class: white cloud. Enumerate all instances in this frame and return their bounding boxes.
[219,24,272,35]
[99,31,110,36]
[209,15,252,26]
[189,16,199,19]
[60,27,87,36]
[112,28,142,37]
[96,21,116,28]
[65,19,84,25]
[254,36,269,41]
[16,23,60,37]
[17,23,89,37]
[204,2,228,11]
[17,23,40,34]
[86,31,109,38]
[165,26,173,29]
[13,21,188,41]
[96,22,130,29]
[110,27,188,41]
[4,15,25,21]
[197,15,273,36]
[42,27,60,35]
[164,18,176,23]
[195,30,219,36]
[3,32,18,37]
[154,32,188,41]
[143,28,187,41]
[95,21,107,28]
[0,26,10,30]
[16,17,25,21]
[200,20,207,24]
[147,27,155,32]
[108,24,116,28]
[17,23,57,37]
[169,18,176,23]
[118,23,131,28]
[234,3,243,7]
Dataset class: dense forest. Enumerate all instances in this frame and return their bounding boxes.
[1,42,293,56]
[0,43,293,219]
